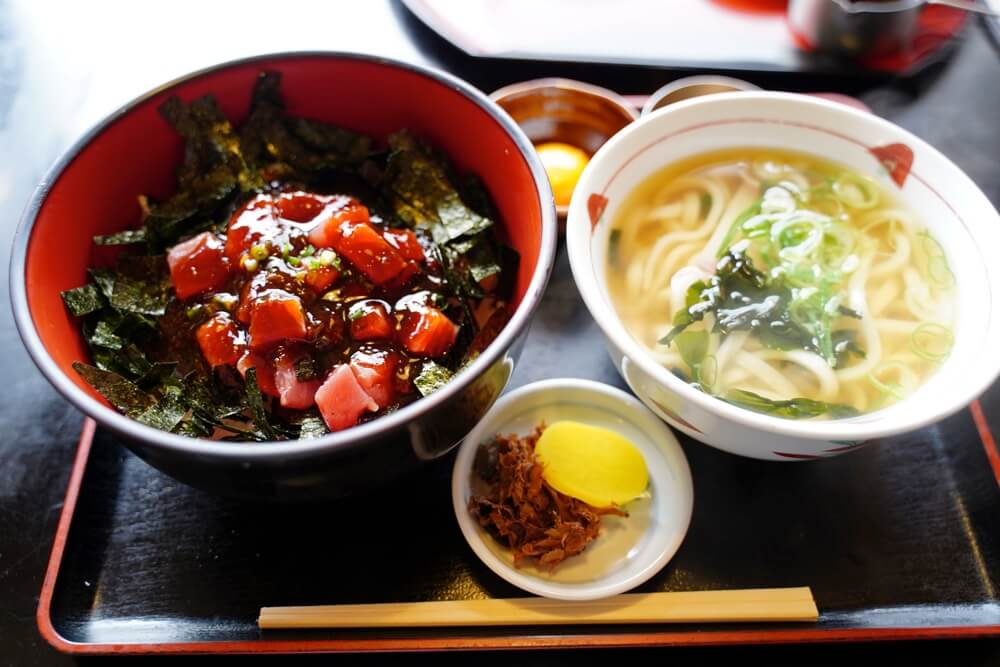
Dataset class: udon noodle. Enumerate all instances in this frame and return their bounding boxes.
[606,148,956,419]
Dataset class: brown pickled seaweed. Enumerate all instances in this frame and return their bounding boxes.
[468,425,626,569]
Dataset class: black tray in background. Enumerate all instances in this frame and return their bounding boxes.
[40,249,1000,653]
[400,0,968,77]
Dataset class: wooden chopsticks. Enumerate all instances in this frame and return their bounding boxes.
[259,587,818,629]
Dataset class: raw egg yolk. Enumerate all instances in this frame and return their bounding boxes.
[535,142,589,208]
[534,421,648,508]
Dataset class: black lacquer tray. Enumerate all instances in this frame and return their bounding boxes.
[38,250,1000,655]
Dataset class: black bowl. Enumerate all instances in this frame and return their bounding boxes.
[10,52,557,501]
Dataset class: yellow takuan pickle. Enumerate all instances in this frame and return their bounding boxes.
[534,420,648,508]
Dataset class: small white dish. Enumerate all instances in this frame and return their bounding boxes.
[451,378,693,601]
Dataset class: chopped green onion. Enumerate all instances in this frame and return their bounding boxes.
[916,231,954,288]
[319,249,339,267]
[772,217,823,260]
[919,231,946,259]
[910,323,953,362]
[250,244,269,261]
[288,256,302,267]
[819,224,858,271]
[282,242,292,259]
[301,244,316,257]
[211,293,238,311]
[867,362,908,400]
[760,185,796,215]
[348,305,365,321]
[871,378,905,401]
[716,199,762,258]
[186,304,205,320]
[751,158,786,181]
[917,231,955,289]
[861,215,901,243]
[832,173,879,209]
[927,256,955,288]
[805,188,844,220]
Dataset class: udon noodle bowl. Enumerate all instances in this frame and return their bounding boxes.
[606,148,956,420]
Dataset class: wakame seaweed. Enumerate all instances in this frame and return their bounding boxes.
[723,389,860,420]
[60,71,516,441]
[661,244,860,366]
[660,243,865,420]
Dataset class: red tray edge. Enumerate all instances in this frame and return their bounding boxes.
[37,405,1000,655]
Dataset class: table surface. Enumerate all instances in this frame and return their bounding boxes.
[1,1,999,664]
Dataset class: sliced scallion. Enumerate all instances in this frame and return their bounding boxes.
[919,231,946,259]
[867,361,909,400]
[715,200,762,258]
[833,173,879,209]
[928,257,955,289]
[915,231,955,288]
[910,323,953,362]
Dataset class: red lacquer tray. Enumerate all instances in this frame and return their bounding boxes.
[36,254,1000,653]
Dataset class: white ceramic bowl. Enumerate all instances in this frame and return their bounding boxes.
[567,91,1000,461]
[451,378,693,600]
[640,75,760,117]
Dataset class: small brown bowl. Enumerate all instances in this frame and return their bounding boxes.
[490,78,638,220]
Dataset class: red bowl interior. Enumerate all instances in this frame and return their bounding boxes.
[23,54,544,406]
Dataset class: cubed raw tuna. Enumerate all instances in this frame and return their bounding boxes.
[248,290,307,350]
[167,232,231,299]
[315,364,378,432]
[273,349,322,409]
[349,349,398,409]
[196,312,246,367]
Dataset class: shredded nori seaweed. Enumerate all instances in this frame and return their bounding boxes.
[60,71,515,441]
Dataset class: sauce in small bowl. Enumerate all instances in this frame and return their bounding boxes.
[491,79,638,222]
